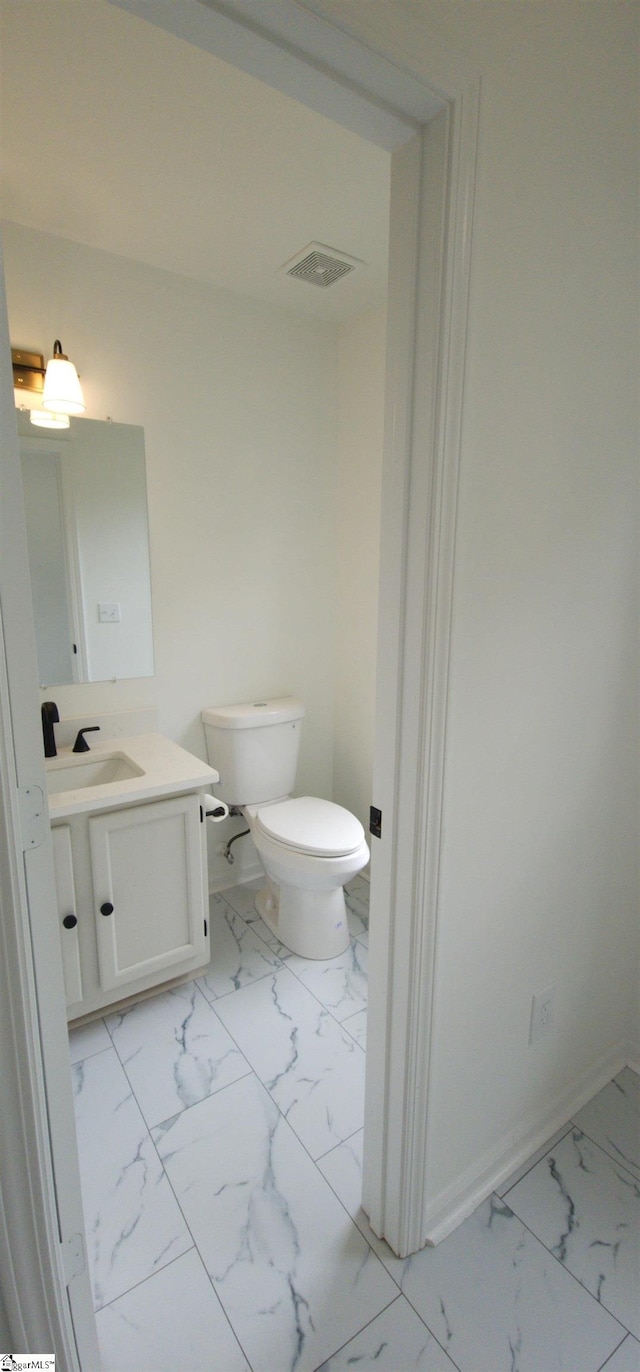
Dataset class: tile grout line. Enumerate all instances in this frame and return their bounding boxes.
[73,883,400,1364]
[75,1029,636,1362]
[145,1080,258,1372]
[499,1123,576,1199]
[308,1150,466,1372]
[206,895,369,1041]
[308,1291,462,1372]
[71,883,636,1372]
[596,1333,640,1372]
[494,1188,634,1340]
[99,882,375,1369]
[140,1063,401,1372]
[73,1001,260,1349]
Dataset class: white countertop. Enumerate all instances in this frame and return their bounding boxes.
[46,733,219,820]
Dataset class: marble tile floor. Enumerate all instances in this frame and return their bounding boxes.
[68,876,640,1372]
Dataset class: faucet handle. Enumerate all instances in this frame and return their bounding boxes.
[72,725,100,753]
[41,700,60,758]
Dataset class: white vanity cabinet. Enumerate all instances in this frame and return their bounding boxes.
[53,791,210,1022]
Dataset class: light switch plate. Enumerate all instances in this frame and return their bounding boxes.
[98,602,121,623]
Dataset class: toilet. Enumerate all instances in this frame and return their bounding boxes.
[201,697,369,959]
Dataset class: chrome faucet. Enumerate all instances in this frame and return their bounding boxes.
[41,701,59,758]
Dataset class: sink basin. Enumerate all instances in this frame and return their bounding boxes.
[46,753,145,795]
[44,732,219,819]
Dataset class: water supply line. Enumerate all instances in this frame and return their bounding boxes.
[223,828,250,865]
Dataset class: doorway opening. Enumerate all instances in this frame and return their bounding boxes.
[0,1,479,1360]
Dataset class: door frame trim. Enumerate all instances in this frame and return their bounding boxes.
[0,246,100,1366]
[364,91,480,1255]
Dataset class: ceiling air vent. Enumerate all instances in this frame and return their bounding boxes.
[282,242,363,289]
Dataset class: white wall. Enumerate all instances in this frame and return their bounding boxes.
[304,0,639,1224]
[3,221,343,884]
[422,0,639,1204]
[334,307,386,833]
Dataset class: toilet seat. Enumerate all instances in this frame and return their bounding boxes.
[254,796,365,858]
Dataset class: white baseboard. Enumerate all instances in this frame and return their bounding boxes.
[209,860,264,895]
[211,861,371,896]
[421,1039,630,1247]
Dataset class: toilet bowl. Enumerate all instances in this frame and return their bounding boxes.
[201,698,370,960]
[245,796,370,958]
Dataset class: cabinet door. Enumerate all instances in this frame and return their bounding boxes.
[90,794,206,994]
[51,825,83,1007]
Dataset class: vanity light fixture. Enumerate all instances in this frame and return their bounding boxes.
[42,339,85,416]
[12,345,74,428]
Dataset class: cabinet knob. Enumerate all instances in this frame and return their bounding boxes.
[62,913,77,930]
[100,901,114,917]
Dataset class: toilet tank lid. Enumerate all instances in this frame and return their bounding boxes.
[201,697,305,729]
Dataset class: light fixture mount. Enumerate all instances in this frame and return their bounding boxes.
[12,348,45,396]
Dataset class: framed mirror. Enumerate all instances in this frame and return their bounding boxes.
[18,412,154,685]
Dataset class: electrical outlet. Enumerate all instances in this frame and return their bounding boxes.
[529,985,556,1044]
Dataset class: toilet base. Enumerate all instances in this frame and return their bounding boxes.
[255,878,350,959]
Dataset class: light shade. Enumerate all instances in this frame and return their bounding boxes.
[42,340,85,416]
[30,408,70,430]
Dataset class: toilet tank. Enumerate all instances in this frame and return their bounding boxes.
[201,697,305,805]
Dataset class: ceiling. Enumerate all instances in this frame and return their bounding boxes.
[0,0,391,323]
